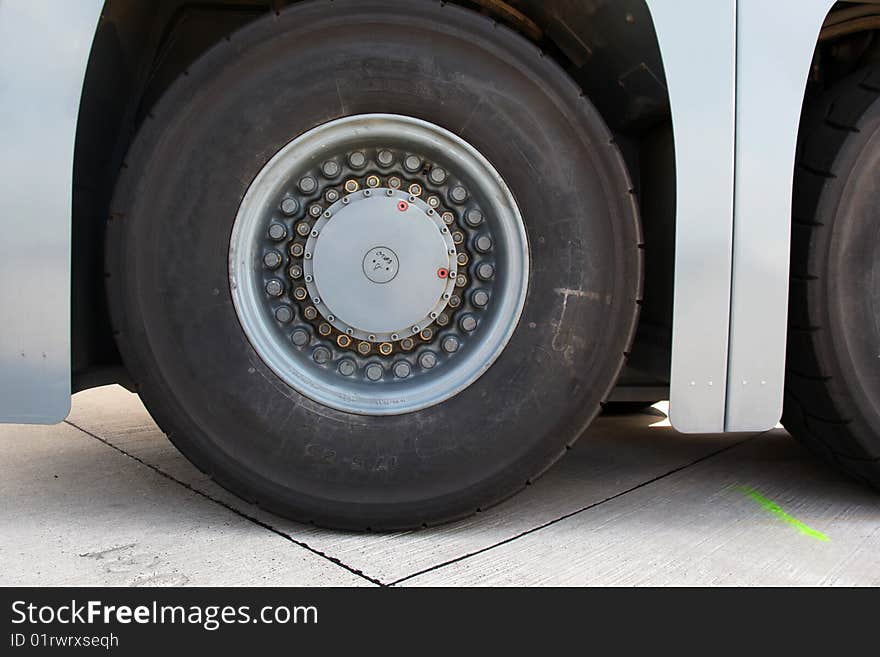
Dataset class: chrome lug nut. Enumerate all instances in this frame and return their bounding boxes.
[365,363,384,382]
[325,189,340,203]
[291,328,310,347]
[459,315,478,333]
[297,222,312,236]
[450,185,468,204]
[427,195,441,208]
[477,263,495,280]
[429,167,448,185]
[290,243,304,258]
[299,176,317,194]
[404,155,422,172]
[456,275,467,288]
[472,290,490,308]
[418,351,438,370]
[348,151,367,169]
[475,235,493,253]
[281,198,299,216]
[275,305,294,323]
[268,223,287,241]
[263,250,282,269]
[441,335,460,353]
[393,361,412,379]
[338,359,356,377]
[377,150,394,167]
[321,160,341,178]
[265,279,284,297]
[465,208,484,227]
[308,205,323,218]
[289,265,303,279]
[313,347,332,365]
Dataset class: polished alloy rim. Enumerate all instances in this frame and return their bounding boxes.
[229,114,529,415]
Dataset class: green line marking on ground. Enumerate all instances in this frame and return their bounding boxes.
[736,486,830,542]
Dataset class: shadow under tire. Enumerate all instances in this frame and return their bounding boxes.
[784,64,880,487]
[105,0,642,530]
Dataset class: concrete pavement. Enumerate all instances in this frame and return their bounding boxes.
[1,385,878,586]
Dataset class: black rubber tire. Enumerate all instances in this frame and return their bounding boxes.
[784,64,880,488]
[106,0,642,530]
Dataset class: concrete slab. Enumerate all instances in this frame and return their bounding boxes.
[66,386,756,584]
[401,430,880,586]
[0,421,370,586]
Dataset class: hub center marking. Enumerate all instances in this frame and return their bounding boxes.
[363,246,400,284]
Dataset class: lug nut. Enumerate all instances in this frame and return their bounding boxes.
[420,328,434,341]
[349,151,367,169]
[472,290,490,308]
[281,198,299,216]
[379,343,394,356]
[452,232,465,245]
[318,323,332,337]
[442,335,460,353]
[477,263,495,280]
[296,222,311,237]
[419,351,438,370]
[427,196,441,208]
[393,361,412,379]
[291,328,310,347]
[344,180,359,193]
[337,335,352,349]
[449,295,461,308]
[366,175,380,188]
[450,186,468,204]
[459,315,478,333]
[401,338,415,351]
[275,305,294,323]
[265,279,284,297]
[456,253,469,266]
[465,208,484,227]
[304,306,318,320]
[429,167,448,185]
[289,264,303,279]
[436,313,450,327]
[388,176,402,189]
[441,211,455,226]
[268,223,287,241]
[299,176,317,194]
[263,250,282,269]
[290,243,304,257]
[308,205,323,218]
[475,235,493,253]
[365,363,384,382]
[338,359,356,377]
[325,189,340,203]
[322,160,340,178]
[313,347,332,364]
[357,341,371,355]
[408,183,423,197]
[404,155,422,172]
[377,150,394,166]
[294,287,308,301]
[456,275,467,288]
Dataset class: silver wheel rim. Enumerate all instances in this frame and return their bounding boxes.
[229,114,529,415]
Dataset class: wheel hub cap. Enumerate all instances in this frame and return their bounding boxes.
[305,190,457,341]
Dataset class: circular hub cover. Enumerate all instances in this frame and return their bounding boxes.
[306,190,457,341]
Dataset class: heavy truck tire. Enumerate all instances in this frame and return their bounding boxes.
[784,64,880,488]
[105,0,642,530]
